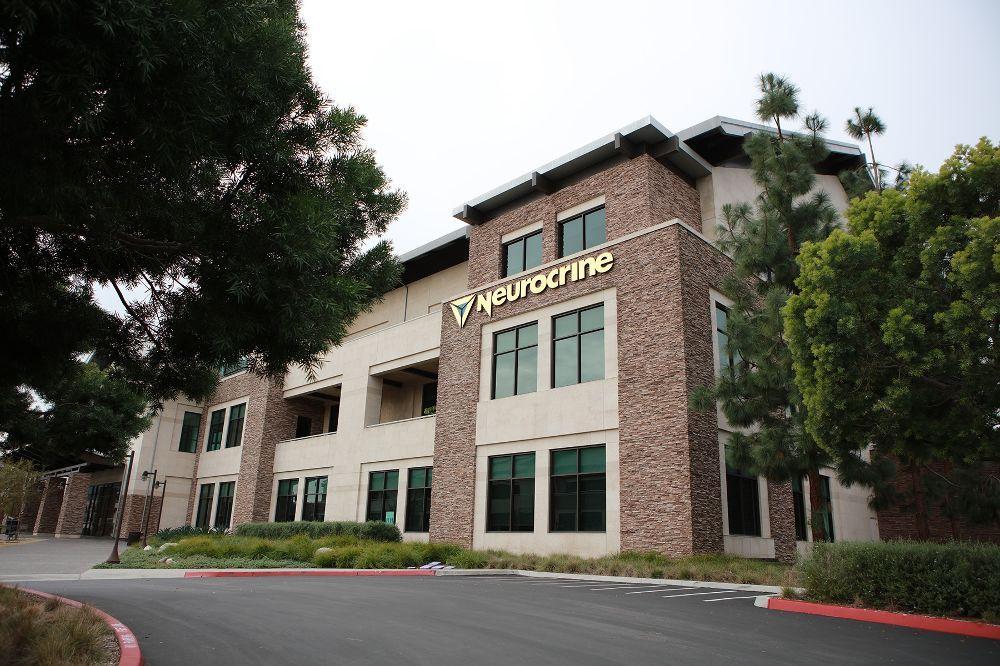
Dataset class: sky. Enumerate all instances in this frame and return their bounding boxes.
[299,0,1000,255]
[96,0,999,312]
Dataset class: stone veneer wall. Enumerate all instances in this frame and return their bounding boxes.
[33,477,64,534]
[184,372,291,526]
[120,493,165,535]
[432,154,740,556]
[54,472,92,537]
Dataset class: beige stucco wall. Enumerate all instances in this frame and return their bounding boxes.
[697,166,851,243]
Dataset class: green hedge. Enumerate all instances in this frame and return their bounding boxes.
[154,525,216,542]
[233,520,401,542]
[800,541,1000,621]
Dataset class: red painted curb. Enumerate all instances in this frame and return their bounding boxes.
[766,597,1000,641]
[3,584,143,666]
[183,569,437,578]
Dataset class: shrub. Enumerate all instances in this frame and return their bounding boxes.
[0,587,114,664]
[152,525,215,544]
[234,520,401,542]
[800,541,1000,621]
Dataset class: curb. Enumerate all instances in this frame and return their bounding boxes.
[184,569,437,578]
[444,569,786,593]
[1,584,144,666]
[758,596,1000,641]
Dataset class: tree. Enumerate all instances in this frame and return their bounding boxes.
[1,1,405,463]
[786,138,1000,536]
[0,459,40,520]
[839,107,912,200]
[693,73,839,540]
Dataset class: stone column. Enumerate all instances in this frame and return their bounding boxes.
[33,477,65,535]
[767,480,797,564]
[55,472,92,538]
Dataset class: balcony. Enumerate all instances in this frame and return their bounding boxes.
[366,358,438,426]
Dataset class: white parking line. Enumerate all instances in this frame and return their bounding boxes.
[582,585,656,591]
[660,590,738,598]
[704,594,777,603]
[627,586,695,595]
[559,584,638,589]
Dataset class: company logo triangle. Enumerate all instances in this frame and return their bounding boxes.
[449,294,475,328]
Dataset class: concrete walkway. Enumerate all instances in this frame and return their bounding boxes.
[0,536,115,581]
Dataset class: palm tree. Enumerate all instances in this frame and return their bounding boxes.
[845,107,887,192]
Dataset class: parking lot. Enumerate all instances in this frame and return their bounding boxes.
[22,574,998,665]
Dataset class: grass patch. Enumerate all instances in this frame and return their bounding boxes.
[100,534,797,585]
[800,540,1000,622]
[0,586,115,665]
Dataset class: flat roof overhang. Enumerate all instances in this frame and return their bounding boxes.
[452,116,713,225]
[677,116,866,174]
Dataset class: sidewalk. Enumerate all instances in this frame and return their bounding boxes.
[0,536,115,582]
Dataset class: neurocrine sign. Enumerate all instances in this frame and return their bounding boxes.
[449,251,614,328]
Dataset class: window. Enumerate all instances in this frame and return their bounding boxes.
[214,481,235,529]
[552,304,604,388]
[421,382,437,416]
[195,483,214,529]
[295,416,312,439]
[726,460,761,537]
[487,453,535,532]
[220,358,249,377]
[274,478,298,522]
[816,475,835,542]
[178,411,202,453]
[327,402,340,433]
[792,476,808,541]
[492,322,538,398]
[715,303,734,371]
[206,409,225,452]
[559,206,606,257]
[550,445,605,532]
[225,403,246,448]
[302,476,327,522]
[503,229,543,277]
[366,470,398,523]
[404,467,432,532]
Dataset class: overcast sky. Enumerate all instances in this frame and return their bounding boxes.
[300,0,999,254]
[97,0,998,312]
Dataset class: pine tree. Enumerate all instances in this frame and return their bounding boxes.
[693,73,839,540]
[839,107,911,199]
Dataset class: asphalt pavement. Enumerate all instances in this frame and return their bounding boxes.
[21,575,998,665]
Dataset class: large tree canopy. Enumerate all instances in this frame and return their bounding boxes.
[786,138,1000,531]
[0,1,404,465]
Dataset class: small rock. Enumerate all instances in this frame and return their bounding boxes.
[157,542,178,552]
[315,547,333,555]
[143,545,153,551]
[164,558,174,564]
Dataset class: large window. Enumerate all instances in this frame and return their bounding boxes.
[559,205,606,257]
[792,475,808,541]
[214,481,235,529]
[327,402,340,433]
[302,476,327,522]
[715,303,742,372]
[225,403,246,448]
[220,358,249,377]
[366,470,399,523]
[488,453,535,532]
[404,467,432,532]
[206,409,225,452]
[295,416,312,439]
[274,478,298,522]
[550,445,606,532]
[178,411,202,453]
[726,461,761,537]
[195,483,214,529]
[816,474,835,542]
[492,322,538,398]
[552,304,604,388]
[503,229,543,277]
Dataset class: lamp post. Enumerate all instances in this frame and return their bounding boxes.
[152,478,167,538]
[139,469,157,548]
[105,451,134,565]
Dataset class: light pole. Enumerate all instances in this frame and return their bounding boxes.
[152,478,167,538]
[140,469,157,548]
[105,451,134,565]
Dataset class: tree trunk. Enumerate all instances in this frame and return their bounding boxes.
[807,468,826,542]
[910,463,931,540]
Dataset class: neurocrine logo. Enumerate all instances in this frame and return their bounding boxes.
[449,294,475,328]
[449,250,614,328]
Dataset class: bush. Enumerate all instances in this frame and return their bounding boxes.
[0,587,114,665]
[152,525,215,544]
[800,541,1000,621]
[234,520,401,542]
